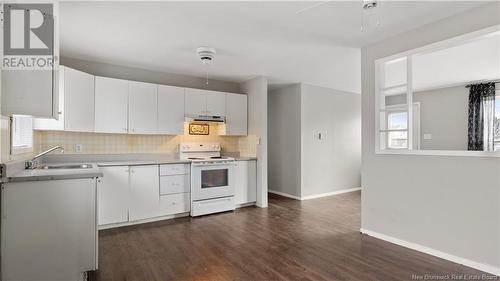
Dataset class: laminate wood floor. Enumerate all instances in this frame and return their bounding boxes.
[91,191,496,281]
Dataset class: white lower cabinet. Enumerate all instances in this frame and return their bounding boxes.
[97,166,129,225]
[159,193,190,215]
[160,175,190,195]
[128,165,161,221]
[98,164,191,227]
[234,160,257,205]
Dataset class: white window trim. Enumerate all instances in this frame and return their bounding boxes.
[11,115,34,155]
[374,24,500,158]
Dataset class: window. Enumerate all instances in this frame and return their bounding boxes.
[375,25,500,156]
[495,93,500,151]
[11,115,33,155]
[387,111,408,149]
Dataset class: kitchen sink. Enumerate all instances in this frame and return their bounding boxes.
[37,164,93,170]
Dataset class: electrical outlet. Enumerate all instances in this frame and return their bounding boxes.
[75,144,83,153]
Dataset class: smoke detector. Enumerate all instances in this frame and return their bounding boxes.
[196,46,216,65]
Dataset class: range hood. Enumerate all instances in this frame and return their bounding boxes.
[185,114,226,123]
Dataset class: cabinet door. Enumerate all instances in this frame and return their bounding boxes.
[225,94,247,135]
[95,77,129,134]
[246,160,257,203]
[206,91,226,116]
[34,66,66,131]
[98,167,129,226]
[64,67,95,132]
[159,193,190,215]
[129,81,158,134]
[184,88,206,116]
[129,165,161,221]
[234,160,257,205]
[158,85,185,135]
[1,4,59,119]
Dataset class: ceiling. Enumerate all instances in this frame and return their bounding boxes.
[60,1,487,94]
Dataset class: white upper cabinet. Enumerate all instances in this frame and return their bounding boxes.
[95,77,129,134]
[34,66,66,131]
[128,81,158,134]
[1,3,60,118]
[184,88,207,116]
[64,67,95,132]
[206,91,226,116]
[225,93,247,135]
[158,85,185,135]
[184,88,226,117]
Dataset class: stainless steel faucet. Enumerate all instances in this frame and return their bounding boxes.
[25,146,64,169]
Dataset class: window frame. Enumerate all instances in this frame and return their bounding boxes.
[374,24,500,158]
[385,109,409,150]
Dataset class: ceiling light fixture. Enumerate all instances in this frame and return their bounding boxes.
[296,0,381,34]
[361,0,380,33]
[196,46,216,85]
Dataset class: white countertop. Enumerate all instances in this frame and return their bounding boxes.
[6,163,103,183]
[2,154,257,183]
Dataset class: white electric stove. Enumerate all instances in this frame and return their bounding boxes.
[180,142,236,217]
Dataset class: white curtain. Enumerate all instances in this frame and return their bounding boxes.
[482,94,495,152]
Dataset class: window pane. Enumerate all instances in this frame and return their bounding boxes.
[388,112,408,130]
[388,131,408,149]
[12,115,33,150]
[384,57,407,89]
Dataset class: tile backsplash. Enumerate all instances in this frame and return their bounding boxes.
[34,123,258,157]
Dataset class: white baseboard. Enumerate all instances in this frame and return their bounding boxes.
[269,188,361,201]
[360,228,500,276]
[268,189,302,200]
[301,187,361,200]
[236,202,256,208]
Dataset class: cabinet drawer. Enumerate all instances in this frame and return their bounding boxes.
[160,175,190,195]
[159,193,190,215]
[159,164,190,176]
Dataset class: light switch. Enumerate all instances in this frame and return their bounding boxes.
[75,144,83,153]
[423,134,432,140]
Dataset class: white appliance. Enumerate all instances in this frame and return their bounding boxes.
[180,142,236,217]
[1,178,98,281]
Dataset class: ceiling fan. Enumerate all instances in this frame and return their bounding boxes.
[296,0,381,32]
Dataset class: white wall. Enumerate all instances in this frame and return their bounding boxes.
[268,83,361,199]
[362,3,500,275]
[241,76,268,208]
[386,86,469,151]
[268,85,301,197]
[300,84,361,197]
